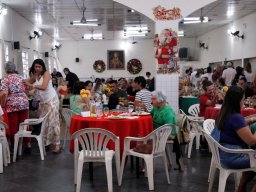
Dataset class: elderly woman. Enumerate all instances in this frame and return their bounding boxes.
[0,62,30,150]
[151,90,176,129]
[151,90,184,169]
[25,59,61,153]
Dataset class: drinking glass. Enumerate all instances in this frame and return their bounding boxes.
[128,105,134,116]
[103,107,109,117]
[96,108,103,119]
[136,106,142,115]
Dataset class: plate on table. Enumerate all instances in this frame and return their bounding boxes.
[107,116,126,120]
[132,112,151,116]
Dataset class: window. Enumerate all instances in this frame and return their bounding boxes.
[5,45,9,62]
[22,51,29,78]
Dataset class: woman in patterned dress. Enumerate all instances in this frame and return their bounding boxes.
[25,59,61,153]
[0,61,30,150]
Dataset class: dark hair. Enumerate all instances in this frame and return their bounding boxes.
[30,59,47,75]
[216,86,244,130]
[63,68,70,72]
[134,76,146,88]
[146,72,151,76]
[109,80,118,85]
[218,77,226,87]
[206,66,212,73]
[73,81,85,94]
[101,78,105,83]
[85,80,93,87]
[202,80,213,91]
[245,63,252,73]
[239,76,247,83]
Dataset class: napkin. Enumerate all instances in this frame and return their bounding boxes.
[125,116,139,119]
[81,111,90,117]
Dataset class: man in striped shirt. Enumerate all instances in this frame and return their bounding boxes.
[134,76,152,112]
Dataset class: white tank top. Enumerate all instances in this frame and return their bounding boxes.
[35,76,57,103]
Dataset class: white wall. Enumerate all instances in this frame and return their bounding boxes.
[0,5,54,77]
[58,39,155,80]
[196,11,256,70]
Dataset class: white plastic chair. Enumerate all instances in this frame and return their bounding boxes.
[13,111,50,162]
[203,119,215,182]
[61,108,78,150]
[119,124,174,191]
[202,129,256,192]
[71,128,120,192]
[187,104,204,158]
[0,120,10,173]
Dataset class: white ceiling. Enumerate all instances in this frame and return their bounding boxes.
[3,0,256,40]
[179,0,256,37]
[2,0,155,41]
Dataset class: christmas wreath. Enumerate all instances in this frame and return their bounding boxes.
[93,60,106,73]
[127,59,142,74]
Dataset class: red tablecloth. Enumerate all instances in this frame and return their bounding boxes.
[69,115,154,155]
[204,107,256,119]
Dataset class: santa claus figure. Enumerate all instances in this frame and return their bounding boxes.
[155,28,179,73]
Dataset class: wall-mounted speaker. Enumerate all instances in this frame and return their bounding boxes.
[14,41,20,50]
[45,52,49,57]
[76,58,79,62]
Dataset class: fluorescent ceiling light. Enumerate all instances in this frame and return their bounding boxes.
[227,5,234,17]
[125,26,149,31]
[0,4,7,16]
[83,33,103,40]
[124,34,147,37]
[125,31,148,35]
[178,31,184,37]
[183,17,209,24]
[72,19,98,23]
[183,17,201,21]
[70,22,101,26]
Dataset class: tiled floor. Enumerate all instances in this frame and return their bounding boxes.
[2,141,253,192]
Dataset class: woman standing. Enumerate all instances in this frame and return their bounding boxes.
[213,86,256,191]
[25,59,61,153]
[0,62,30,150]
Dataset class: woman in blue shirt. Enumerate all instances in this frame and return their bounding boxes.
[214,86,256,192]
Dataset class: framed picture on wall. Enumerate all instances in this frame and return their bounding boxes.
[107,50,125,70]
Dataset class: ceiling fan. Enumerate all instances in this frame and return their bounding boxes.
[182,8,210,24]
[70,0,101,26]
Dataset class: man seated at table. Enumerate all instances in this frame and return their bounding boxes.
[199,80,224,117]
[237,77,254,98]
[107,80,128,110]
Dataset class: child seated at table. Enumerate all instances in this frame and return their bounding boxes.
[70,81,90,114]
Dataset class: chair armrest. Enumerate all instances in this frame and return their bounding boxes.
[124,136,152,150]
[20,121,41,126]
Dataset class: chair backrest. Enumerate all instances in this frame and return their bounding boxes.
[146,124,174,155]
[203,119,215,135]
[19,111,50,135]
[202,131,222,168]
[0,120,8,137]
[188,104,200,117]
[61,108,74,128]
[71,128,119,160]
